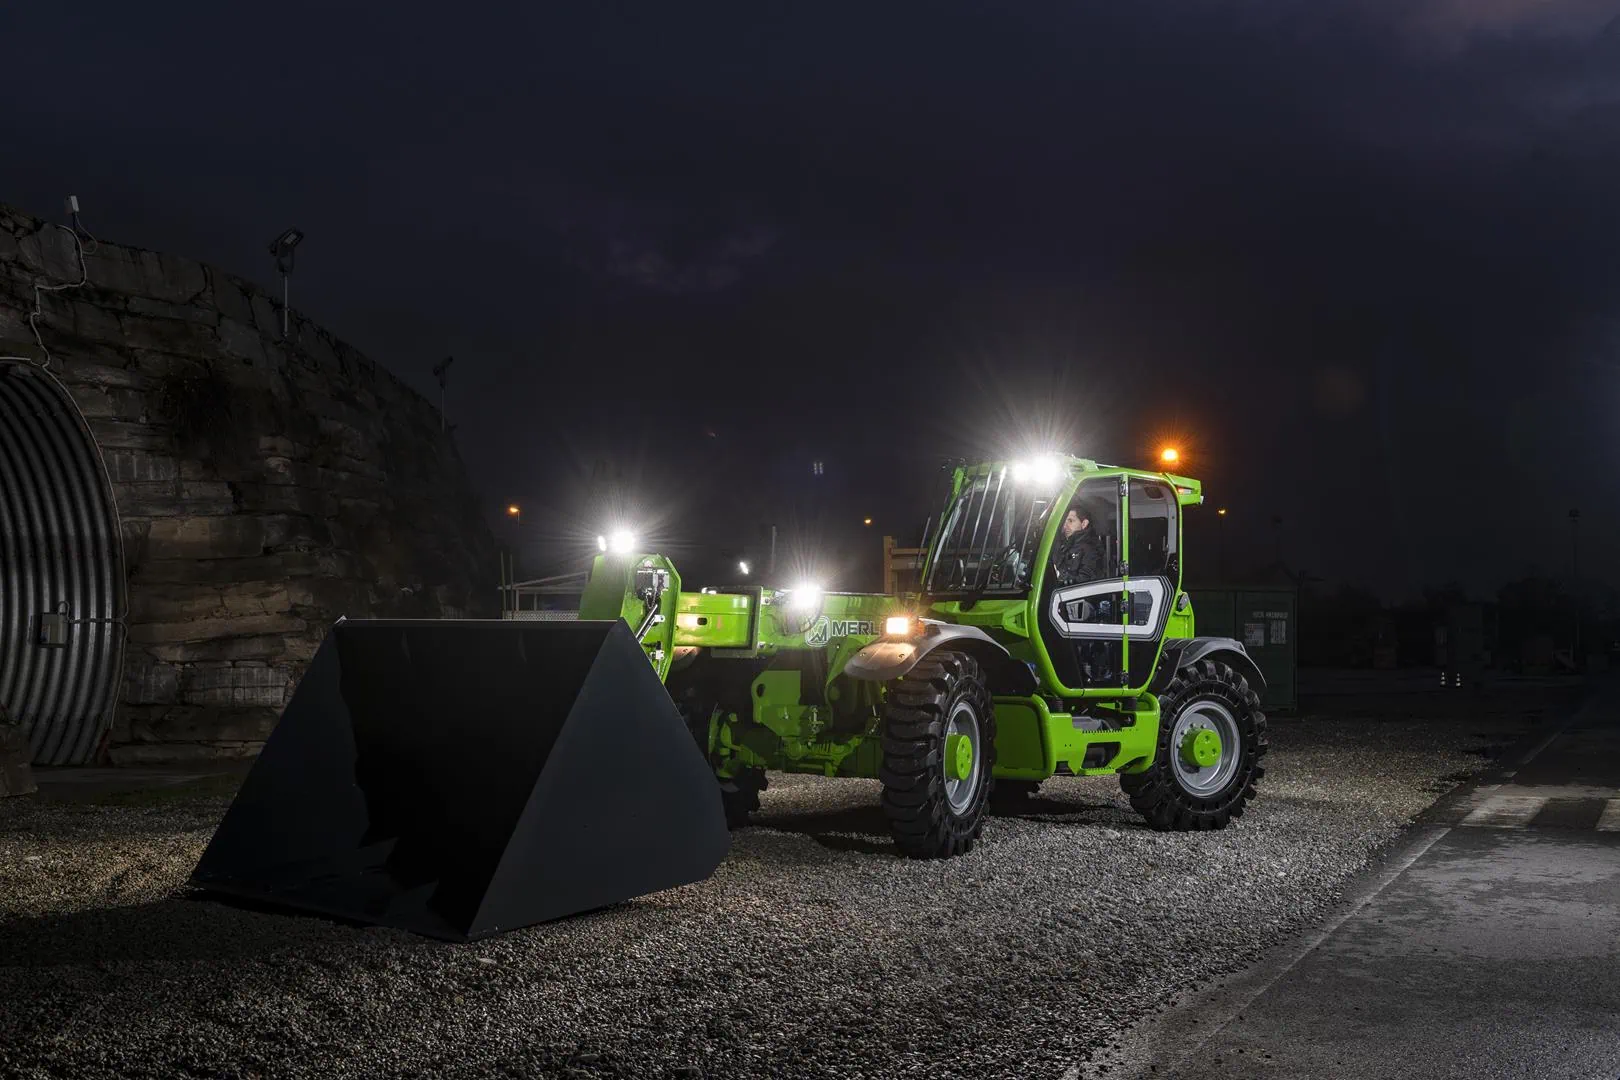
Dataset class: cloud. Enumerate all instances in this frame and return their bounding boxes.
[533,183,780,295]
[1204,0,1620,47]
[1396,0,1619,46]
[597,221,780,294]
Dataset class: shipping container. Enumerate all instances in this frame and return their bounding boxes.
[1186,587,1298,712]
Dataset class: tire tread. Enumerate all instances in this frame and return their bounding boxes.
[879,652,996,857]
[1123,659,1267,832]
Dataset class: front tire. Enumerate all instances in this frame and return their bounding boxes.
[719,768,766,829]
[879,650,996,857]
[1123,659,1266,831]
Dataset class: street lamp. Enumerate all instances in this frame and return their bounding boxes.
[268,229,304,340]
[432,356,454,433]
[507,503,522,579]
[1570,508,1581,662]
[267,228,304,339]
[1159,447,1180,466]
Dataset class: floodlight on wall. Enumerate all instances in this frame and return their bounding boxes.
[267,228,304,338]
[268,228,303,266]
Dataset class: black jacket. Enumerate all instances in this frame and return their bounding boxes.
[1052,527,1105,587]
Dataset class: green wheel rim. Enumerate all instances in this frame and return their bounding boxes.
[1180,727,1222,769]
[942,702,981,811]
[1169,700,1240,797]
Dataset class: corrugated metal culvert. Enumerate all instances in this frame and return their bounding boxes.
[0,361,126,764]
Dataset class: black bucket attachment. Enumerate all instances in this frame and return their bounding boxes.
[191,619,729,941]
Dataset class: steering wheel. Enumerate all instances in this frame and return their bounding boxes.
[989,545,1024,587]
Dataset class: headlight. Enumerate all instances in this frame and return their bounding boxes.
[786,584,823,613]
[596,535,607,552]
[608,529,637,555]
[1013,456,1063,484]
[884,615,914,637]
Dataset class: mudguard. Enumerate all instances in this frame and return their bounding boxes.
[1154,636,1267,694]
[844,621,1038,695]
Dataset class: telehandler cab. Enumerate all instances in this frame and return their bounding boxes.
[193,456,1266,939]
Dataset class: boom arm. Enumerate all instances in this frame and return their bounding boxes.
[577,554,682,680]
[577,554,901,679]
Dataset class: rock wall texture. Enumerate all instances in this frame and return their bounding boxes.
[0,202,499,763]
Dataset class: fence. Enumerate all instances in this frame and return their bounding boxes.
[500,569,587,622]
[882,536,926,595]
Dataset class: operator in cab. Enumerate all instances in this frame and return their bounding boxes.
[1051,504,1104,586]
[1051,500,1115,684]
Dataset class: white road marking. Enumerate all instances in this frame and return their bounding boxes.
[1451,783,1501,817]
[1459,793,1547,829]
[1487,784,1620,801]
[1597,799,1620,833]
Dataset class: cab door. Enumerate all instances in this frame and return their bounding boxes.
[1037,476,1128,690]
[1122,476,1179,691]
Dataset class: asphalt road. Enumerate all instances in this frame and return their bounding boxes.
[1108,684,1620,1080]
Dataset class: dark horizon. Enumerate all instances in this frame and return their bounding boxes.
[4,1,1617,599]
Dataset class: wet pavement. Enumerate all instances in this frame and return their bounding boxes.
[1111,685,1620,1080]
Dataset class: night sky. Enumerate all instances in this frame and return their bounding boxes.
[4,2,1617,596]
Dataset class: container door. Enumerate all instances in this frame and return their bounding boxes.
[1236,590,1297,710]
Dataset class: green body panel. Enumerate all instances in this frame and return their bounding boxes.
[991,695,1160,779]
[584,456,1213,787]
[992,699,1047,774]
[1165,599,1196,644]
[671,590,756,650]
[926,598,1028,637]
[674,588,897,652]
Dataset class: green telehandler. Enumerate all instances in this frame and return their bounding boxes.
[192,455,1267,939]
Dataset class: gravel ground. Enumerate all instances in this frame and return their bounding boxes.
[0,691,1571,1080]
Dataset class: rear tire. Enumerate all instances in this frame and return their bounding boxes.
[719,768,766,830]
[879,650,995,857]
[1124,659,1266,831]
[677,696,763,831]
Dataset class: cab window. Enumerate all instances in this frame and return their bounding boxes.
[1128,478,1178,579]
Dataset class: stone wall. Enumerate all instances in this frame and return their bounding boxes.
[0,202,499,763]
